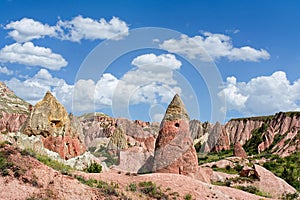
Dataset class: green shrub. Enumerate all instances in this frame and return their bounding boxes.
[281,192,299,200]
[0,151,13,176]
[236,185,271,198]
[128,183,137,192]
[263,152,300,191]
[75,175,120,197]
[35,154,71,174]
[138,181,168,199]
[244,124,268,155]
[184,193,193,200]
[236,185,259,194]
[85,162,102,173]
[234,164,244,172]
[225,165,231,170]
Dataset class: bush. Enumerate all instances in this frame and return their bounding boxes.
[225,165,231,170]
[234,164,244,172]
[0,151,13,176]
[281,192,299,200]
[128,183,137,192]
[263,152,300,191]
[36,154,71,174]
[184,193,193,200]
[138,181,168,199]
[236,185,259,194]
[85,162,102,173]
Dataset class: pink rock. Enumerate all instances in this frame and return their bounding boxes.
[153,94,198,175]
[233,142,247,158]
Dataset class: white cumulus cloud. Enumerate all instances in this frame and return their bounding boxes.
[0,66,13,75]
[4,16,129,43]
[5,53,183,115]
[219,71,300,116]
[0,42,67,70]
[5,18,57,43]
[160,32,270,62]
[115,53,182,105]
[57,15,129,42]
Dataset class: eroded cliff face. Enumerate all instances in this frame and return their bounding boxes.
[202,112,300,156]
[0,82,31,133]
[22,91,86,160]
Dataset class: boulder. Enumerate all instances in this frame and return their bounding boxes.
[115,146,153,173]
[21,91,86,159]
[252,164,297,198]
[233,142,247,158]
[152,94,198,175]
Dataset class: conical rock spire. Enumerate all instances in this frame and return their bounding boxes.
[153,94,198,175]
[162,94,190,121]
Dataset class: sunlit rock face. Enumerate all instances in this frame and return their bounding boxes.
[22,91,86,160]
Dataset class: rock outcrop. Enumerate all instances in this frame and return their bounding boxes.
[0,82,31,133]
[233,142,247,158]
[21,91,86,159]
[201,112,300,157]
[107,126,128,153]
[153,94,198,175]
[252,164,297,199]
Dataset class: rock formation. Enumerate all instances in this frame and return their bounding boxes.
[107,125,128,153]
[0,82,30,133]
[233,142,247,158]
[21,91,86,159]
[152,94,198,175]
[198,112,300,157]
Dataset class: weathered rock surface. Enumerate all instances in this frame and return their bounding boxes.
[153,94,198,175]
[80,113,158,173]
[21,91,86,159]
[0,145,108,200]
[233,142,247,158]
[252,164,297,199]
[0,82,30,133]
[114,146,154,173]
[107,126,128,153]
[202,112,300,157]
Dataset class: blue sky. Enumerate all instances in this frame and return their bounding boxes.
[0,0,300,123]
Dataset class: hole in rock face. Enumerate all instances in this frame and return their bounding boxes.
[175,123,180,128]
[51,120,62,127]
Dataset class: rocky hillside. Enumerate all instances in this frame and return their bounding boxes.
[193,112,300,157]
[0,82,31,133]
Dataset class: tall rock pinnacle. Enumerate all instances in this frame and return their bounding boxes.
[153,94,198,175]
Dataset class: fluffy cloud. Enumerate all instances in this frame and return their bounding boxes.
[0,42,67,70]
[131,53,181,71]
[5,18,57,43]
[5,53,182,115]
[5,69,69,104]
[117,53,182,104]
[4,16,129,43]
[57,15,129,42]
[219,71,300,116]
[0,66,13,75]
[160,32,270,62]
